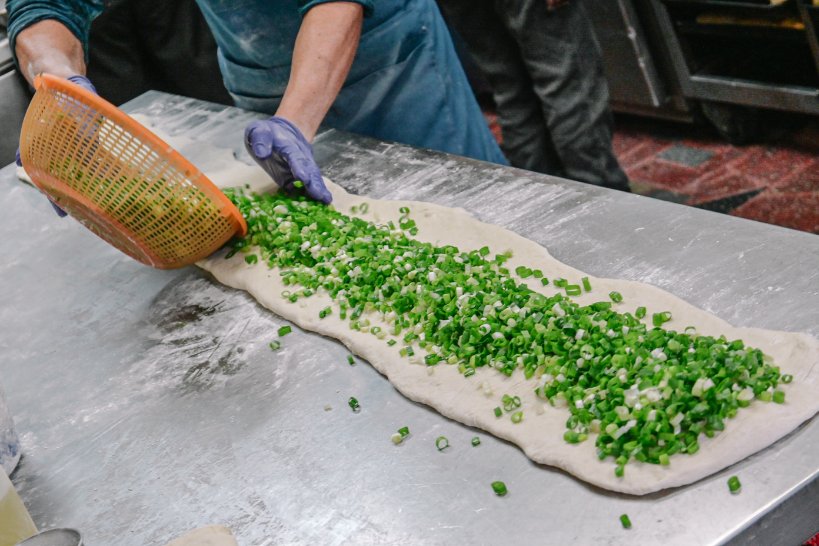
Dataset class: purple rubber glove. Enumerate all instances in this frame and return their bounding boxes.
[17,75,97,218]
[244,117,333,204]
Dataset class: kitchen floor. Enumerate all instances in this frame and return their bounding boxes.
[483,111,819,235]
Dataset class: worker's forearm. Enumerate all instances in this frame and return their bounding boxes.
[14,20,86,86]
[276,3,363,141]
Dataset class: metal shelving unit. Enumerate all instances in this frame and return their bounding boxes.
[649,0,819,116]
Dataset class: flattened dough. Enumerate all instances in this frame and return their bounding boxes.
[138,118,819,495]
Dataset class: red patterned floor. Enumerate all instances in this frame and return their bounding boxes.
[614,116,819,234]
[483,111,819,234]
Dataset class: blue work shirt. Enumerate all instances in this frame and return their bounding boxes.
[8,0,507,165]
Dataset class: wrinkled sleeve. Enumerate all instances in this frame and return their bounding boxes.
[7,0,105,67]
[298,0,374,18]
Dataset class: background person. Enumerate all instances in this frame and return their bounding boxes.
[438,0,630,191]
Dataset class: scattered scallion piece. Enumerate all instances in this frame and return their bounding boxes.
[292,180,304,189]
[652,311,672,327]
[609,291,623,303]
[564,284,582,296]
[268,341,281,351]
[491,481,508,496]
[635,306,647,319]
[728,475,741,494]
[391,433,403,444]
[471,437,481,447]
[781,374,793,384]
[245,254,258,265]
[435,436,449,451]
[511,411,523,424]
[348,397,360,412]
[398,426,410,438]
[319,306,332,319]
[347,355,355,366]
[516,266,533,278]
[620,514,632,529]
[773,390,785,404]
[359,203,369,213]
[494,407,502,418]
[277,325,292,337]
[582,277,592,292]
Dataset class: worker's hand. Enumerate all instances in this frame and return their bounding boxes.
[16,75,97,218]
[244,117,333,204]
[546,0,569,10]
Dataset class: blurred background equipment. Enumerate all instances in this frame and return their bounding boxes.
[587,0,819,143]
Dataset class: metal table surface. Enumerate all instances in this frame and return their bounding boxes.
[1,92,817,546]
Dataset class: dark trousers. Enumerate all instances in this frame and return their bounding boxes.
[438,0,629,190]
[87,0,232,107]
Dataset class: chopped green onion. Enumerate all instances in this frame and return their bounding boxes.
[511,411,523,424]
[245,254,258,265]
[773,390,785,404]
[563,430,588,443]
[391,433,403,444]
[347,354,355,366]
[223,188,791,475]
[540,278,550,286]
[435,436,449,451]
[268,341,281,351]
[348,397,360,412]
[620,514,632,529]
[494,407,502,418]
[516,266,533,278]
[781,374,793,384]
[609,291,623,303]
[398,426,410,438]
[319,306,332,319]
[277,325,292,337]
[292,180,304,189]
[359,203,369,213]
[491,481,508,496]
[399,206,410,214]
[554,278,567,288]
[471,437,481,447]
[582,277,592,292]
[387,339,397,346]
[728,475,741,494]
[564,284,582,296]
[653,311,672,327]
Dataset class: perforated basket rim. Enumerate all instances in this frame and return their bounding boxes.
[23,74,248,241]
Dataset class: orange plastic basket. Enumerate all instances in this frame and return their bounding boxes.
[18,74,247,269]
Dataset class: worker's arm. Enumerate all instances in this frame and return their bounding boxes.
[7,0,104,84]
[278,2,366,140]
[13,20,85,84]
[245,2,369,204]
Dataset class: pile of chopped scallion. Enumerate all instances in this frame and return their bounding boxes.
[224,190,790,477]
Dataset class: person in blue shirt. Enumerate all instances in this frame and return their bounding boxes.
[8,0,507,204]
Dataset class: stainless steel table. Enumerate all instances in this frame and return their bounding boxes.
[1,92,817,546]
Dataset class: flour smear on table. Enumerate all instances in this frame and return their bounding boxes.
[134,116,819,494]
